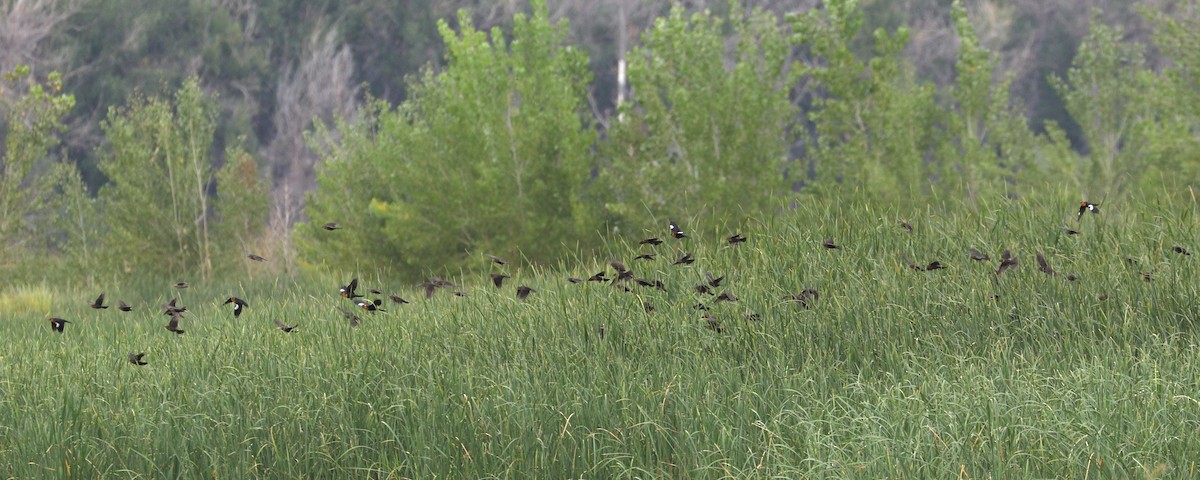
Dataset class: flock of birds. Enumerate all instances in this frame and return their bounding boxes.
[48,199,1176,364]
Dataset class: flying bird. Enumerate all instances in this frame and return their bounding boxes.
[488,254,509,265]
[273,319,298,332]
[165,313,185,334]
[996,249,1018,275]
[702,313,723,333]
[968,248,990,262]
[567,277,583,284]
[118,300,133,312]
[339,278,362,299]
[1064,227,1080,235]
[715,292,738,303]
[669,220,686,239]
[389,294,410,304]
[323,222,340,231]
[49,317,70,333]
[247,253,267,262]
[1078,201,1100,221]
[901,253,923,271]
[634,253,656,261]
[899,221,913,234]
[1036,251,1057,276]
[89,293,108,309]
[673,253,695,266]
[336,306,362,327]
[587,271,608,282]
[705,272,725,288]
[786,289,819,309]
[491,273,511,288]
[420,282,438,298]
[173,282,189,289]
[728,233,748,245]
[355,298,385,312]
[640,237,663,246]
[924,261,945,271]
[694,284,714,295]
[516,285,536,301]
[823,238,840,249]
[224,297,248,317]
[129,352,148,366]
[162,299,187,315]
[1173,245,1192,256]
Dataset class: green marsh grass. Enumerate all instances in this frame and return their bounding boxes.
[2,193,1199,478]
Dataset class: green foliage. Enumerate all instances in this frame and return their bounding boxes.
[213,144,271,273]
[4,190,1200,477]
[302,0,598,277]
[790,0,941,202]
[937,0,1045,204]
[97,77,263,279]
[1049,16,1155,196]
[0,67,76,275]
[604,3,794,231]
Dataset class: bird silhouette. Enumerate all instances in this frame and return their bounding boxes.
[669,220,686,239]
[89,293,108,309]
[488,254,509,265]
[491,273,511,288]
[165,313,185,334]
[224,297,248,317]
[129,352,148,365]
[1078,201,1099,221]
[516,285,536,301]
[968,248,990,262]
[728,233,748,245]
[339,278,362,299]
[247,253,267,262]
[118,300,133,312]
[996,249,1019,275]
[323,222,340,231]
[49,317,70,333]
[1036,251,1057,276]
[273,319,298,332]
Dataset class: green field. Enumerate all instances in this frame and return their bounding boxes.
[3,193,1199,478]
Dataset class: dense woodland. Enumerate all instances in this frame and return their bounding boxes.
[2,0,1199,283]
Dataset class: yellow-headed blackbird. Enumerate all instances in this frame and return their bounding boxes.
[224,297,248,317]
[49,317,70,333]
[669,220,686,239]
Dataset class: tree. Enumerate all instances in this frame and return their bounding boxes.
[301,0,600,277]
[97,77,222,278]
[603,3,795,233]
[0,66,76,274]
[791,0,941,201]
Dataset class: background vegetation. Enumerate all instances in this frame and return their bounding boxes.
[4,0,1200,476]
[5,0,1199,282]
